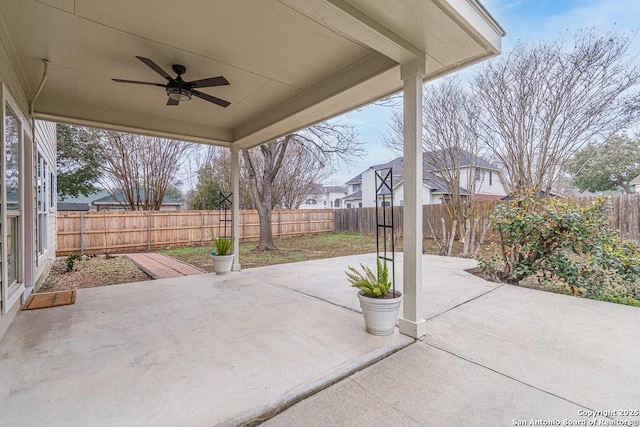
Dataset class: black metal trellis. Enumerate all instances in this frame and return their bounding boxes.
[218,192,233,240]
[375,168,396,296]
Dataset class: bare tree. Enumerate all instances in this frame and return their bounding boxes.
[97,131,193,210]
[190,146,254,209]
[385,77,489,257]
[272,142,331,209]
[243,121,362,251]
[475,29,640,194]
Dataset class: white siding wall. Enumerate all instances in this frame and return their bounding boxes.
[325,191,345,208]
[361,169,377,207]
[459,167,508,196]
[34,120,57,287]
[394,183,434,206]
[299,190,346,209]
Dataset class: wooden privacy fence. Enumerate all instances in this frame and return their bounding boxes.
[567,193,640,242]
[56,209,334,256]
[334,194,640,243]
[334,202,499,240]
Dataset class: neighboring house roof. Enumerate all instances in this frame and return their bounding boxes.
[345,174,363,185]
[323,185,347,193]
[345,149,499,188]
[424,148,498,171]
[422,172,459,194]
[58,190,111,204]
[57,202,91,211]
[343,190,362,201]
[308,184,347,195]
[630,175,640,185]
[390,173,467,196]
[307,184,325,195]
[501,191,562,200]
[92,191,181,206]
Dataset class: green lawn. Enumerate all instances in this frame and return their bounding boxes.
[160,233,379,272]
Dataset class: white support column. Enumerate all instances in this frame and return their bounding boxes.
[399,59,427,338]
[231,147,241,271]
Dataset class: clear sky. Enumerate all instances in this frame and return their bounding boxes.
[323,0,640,187]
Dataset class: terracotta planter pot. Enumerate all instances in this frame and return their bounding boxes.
[357,290,402,336]
[211,254,234,275]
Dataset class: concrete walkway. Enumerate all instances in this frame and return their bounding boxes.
[267,266,640,426]
[1,254,639,427]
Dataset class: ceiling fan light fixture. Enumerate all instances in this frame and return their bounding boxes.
[113,57,230,107]
[167,87,191,101]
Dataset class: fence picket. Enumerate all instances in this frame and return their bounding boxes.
[334,194,640,244]
[56,209,334,256]
[56,195,640,256]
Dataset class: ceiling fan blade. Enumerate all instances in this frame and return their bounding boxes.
[192,90,231,107]
[112,78,166,87]
[135,56,174,81]
[188,76,230,88]
[166,97,179,106]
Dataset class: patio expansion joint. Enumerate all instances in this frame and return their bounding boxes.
[424,284,505,321]
[279,285,362,314]
[243,339,417,427]
[420,341,611,420]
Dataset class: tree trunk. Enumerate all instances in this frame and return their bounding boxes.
[242,143,290,251]
[253,172,277,250]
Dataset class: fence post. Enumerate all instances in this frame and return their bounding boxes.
[307,210,311,237]
[242,210,246,242]
[278,208,282,238]
[80,212,85,256]
[200,212,204,246]
[103,212,107,256]
[147,211,151,250]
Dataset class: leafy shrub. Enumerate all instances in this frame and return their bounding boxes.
[346,258,393,298]
[65,253,82,272]
[479,192,640,303]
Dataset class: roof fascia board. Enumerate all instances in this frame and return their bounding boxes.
[432,0,504,54]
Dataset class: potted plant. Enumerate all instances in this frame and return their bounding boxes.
[346,258,402,336]
[210,236,234,275]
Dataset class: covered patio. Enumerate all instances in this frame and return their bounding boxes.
[1,255,638,426]
[0,0,504,338]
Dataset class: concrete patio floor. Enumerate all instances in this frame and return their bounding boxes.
[1,254,639,427]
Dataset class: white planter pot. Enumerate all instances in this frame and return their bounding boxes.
[211,254,234,275]
[357,290,402,336]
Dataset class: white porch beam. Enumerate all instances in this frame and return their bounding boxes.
[231,147,241,272]
[34,96,233,146]
[399,59,427,339]
[281,0,428,64]
[234,52,397,149]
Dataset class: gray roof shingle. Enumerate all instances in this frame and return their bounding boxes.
[346,149,497,187]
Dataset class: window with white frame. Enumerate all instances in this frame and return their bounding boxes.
[37,153,48,255]
[49,171,55,211]
[5,105,21,288]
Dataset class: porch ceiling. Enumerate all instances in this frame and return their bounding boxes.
[0,0,503,148]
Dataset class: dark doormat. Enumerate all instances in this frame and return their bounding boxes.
[22,290,76,310]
